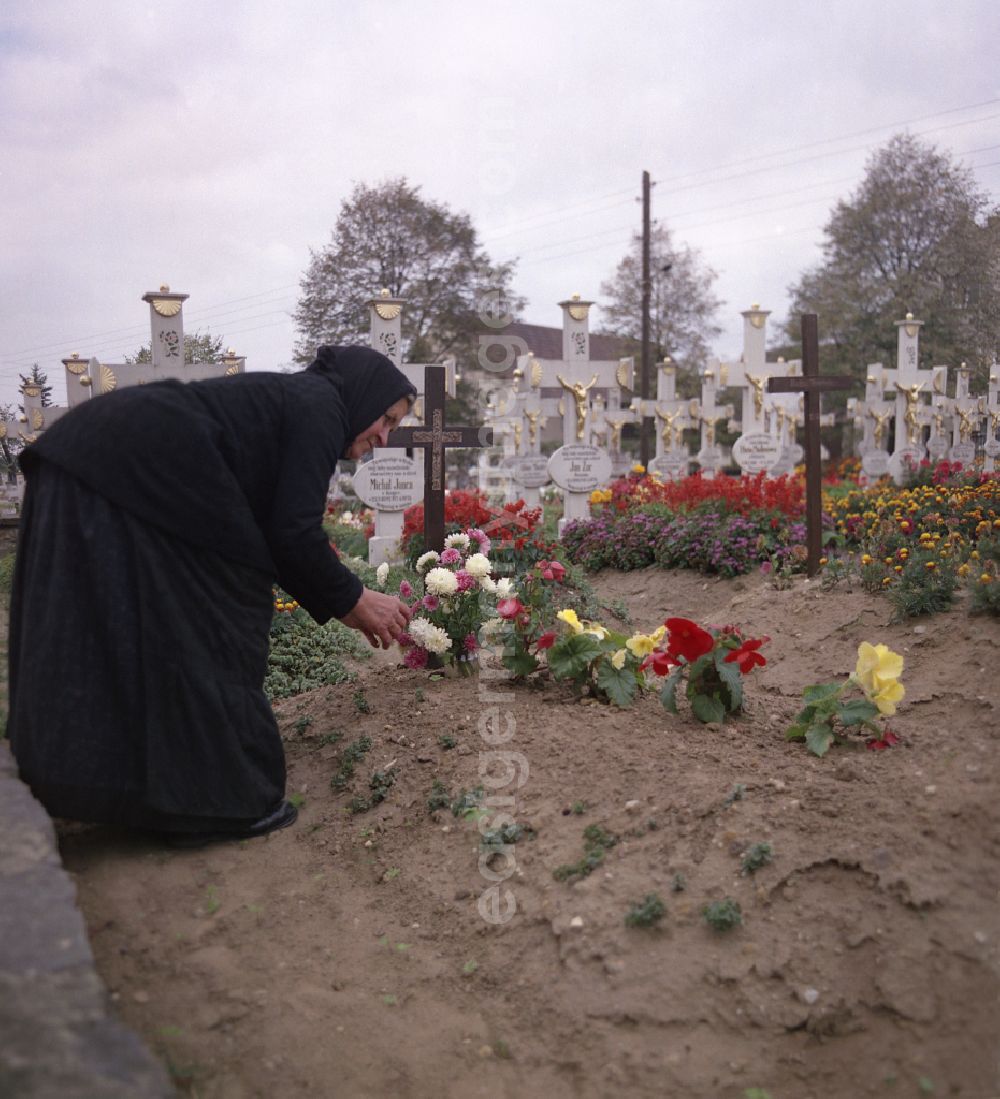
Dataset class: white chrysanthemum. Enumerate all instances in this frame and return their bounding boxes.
[444,532,471,551]
[424,566,459,596]
[375,562,389,588]
[409,617,451,655]
[415,551,440,574]
[479,575,498,594]
[464,552,492,578]
[495,577,515,598]
[479,617,506,641]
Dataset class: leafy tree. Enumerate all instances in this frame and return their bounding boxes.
[0,404,23,480]
[18,364,52,408]
[292,178,523,365]
[786,134,1000,387]
[598,224,723,394]
[126,330,226,364]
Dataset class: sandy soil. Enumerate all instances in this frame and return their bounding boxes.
[58,568,1000,1099]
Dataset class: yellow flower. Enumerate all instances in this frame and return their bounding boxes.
[631,463,646,474]
[925,561,937,571]
[556,608,583,633]
[651,624,667,642]
[982,574,993,584]
[855,642,905,715]
[611,649,627,670]
[626,633,657,657]
[819,557,828,567]
[861,554,872,566]
[584,624,608,639]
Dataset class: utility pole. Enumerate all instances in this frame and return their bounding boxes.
[640,170,652,469]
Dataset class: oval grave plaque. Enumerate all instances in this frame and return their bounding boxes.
[547,444,612,493]
[949,442,976,466]
[731,432,782,473]
[353,455,423,511]
[509,455,551,489]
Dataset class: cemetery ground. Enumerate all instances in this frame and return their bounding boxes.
[55,564,1000,1099]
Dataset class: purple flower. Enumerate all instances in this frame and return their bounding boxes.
[399,580,414,599]
[422,594,440,611]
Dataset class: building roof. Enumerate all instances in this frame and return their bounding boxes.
[500,322,633,363]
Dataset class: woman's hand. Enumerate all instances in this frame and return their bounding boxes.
[340,587,412,649]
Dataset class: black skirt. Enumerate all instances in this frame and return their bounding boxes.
[7,463,286,833]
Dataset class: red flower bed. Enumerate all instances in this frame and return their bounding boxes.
[606,471,805,518]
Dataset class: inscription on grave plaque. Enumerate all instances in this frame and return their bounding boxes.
[949,442,976,465]
[547,444,612,493]
[352,456,423,511]
[508,455,551,489]
[861,450,891,478]
[731,432,783,474]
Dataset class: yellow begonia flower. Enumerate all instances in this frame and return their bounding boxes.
[556,608,583,633]
[611,649,627,670]
[626,633,657,657]
[651,625,667,642]
[584,624,608,639]
[855,642,905,715]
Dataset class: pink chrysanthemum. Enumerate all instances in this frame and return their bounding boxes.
[399,580,414,599]
[422,594,440,611]
[440,547,462,565]
[396,631,413,649]
[468,528,491,553]
[403,647,429,669]
[463,632,479,654]
[455,569,477,593]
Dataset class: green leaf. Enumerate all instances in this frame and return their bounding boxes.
[835,698,879,726]
[595,661,638,708]
[805,723,835,757]
[546,633,604,681]
[786,723,808,741]
[715,656,743,711]
[802,682,843,705]
[659,669,682,714]
[691,693,726,724]
[502,650,539,677]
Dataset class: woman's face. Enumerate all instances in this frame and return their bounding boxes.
[344,396,411,460]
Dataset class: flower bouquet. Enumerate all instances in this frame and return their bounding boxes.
[787,641,905,756]
[395,529,497,676]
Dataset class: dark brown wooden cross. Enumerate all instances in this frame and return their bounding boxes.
[768,314,854,577]
[387,365,492,552]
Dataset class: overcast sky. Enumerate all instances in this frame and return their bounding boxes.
[3,1,999,407]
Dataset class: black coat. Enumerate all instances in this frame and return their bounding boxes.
[8,346,416,830]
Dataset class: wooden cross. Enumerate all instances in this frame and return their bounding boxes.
[387,366,491,552]
[768,314,854,577]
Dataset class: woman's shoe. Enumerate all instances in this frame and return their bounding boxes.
[164,799,298,849]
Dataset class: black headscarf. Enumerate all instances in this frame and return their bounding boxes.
[306,346,417,443]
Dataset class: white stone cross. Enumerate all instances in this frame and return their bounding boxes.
[949,364,983,467]
[982,365,1000,472]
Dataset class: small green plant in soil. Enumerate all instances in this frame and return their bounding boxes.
[330,735,372,790]
[553,823,619,882]
[451,786,486,819]
[671,872,687,893]
[287,792,306,810]
[353,689,373,714]
[438,734,457,750]
[426,779,451,812]
[570,800,587,815]
[293,715,313,734]
[885,550,959,621]
[723,783,746,807]
[350,768,396,813]
[741,842,773,874]
[703,897,742,932]
[624,893,666,928]
[480,822,528,853]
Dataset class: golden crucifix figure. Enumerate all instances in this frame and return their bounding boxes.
[955,406,976,443]
[524,409,541,449]
[701,415,718,447]
[513,421,523,454]
[868,407,893,450]
[932,408,946,437]
[894,381,925,444]
[655,407,682,449]
[606,417,627,452]
[557,374,598,440]
[745,372,768,417]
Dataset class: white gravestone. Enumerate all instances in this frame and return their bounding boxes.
[353,455,424,567]
[982,367,1000,472]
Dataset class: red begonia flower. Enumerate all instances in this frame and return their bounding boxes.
[723,637,769,674]
[664,618,715,662]
[640,650,679,676]
[497,597,524,620]
[535,630,557,650]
